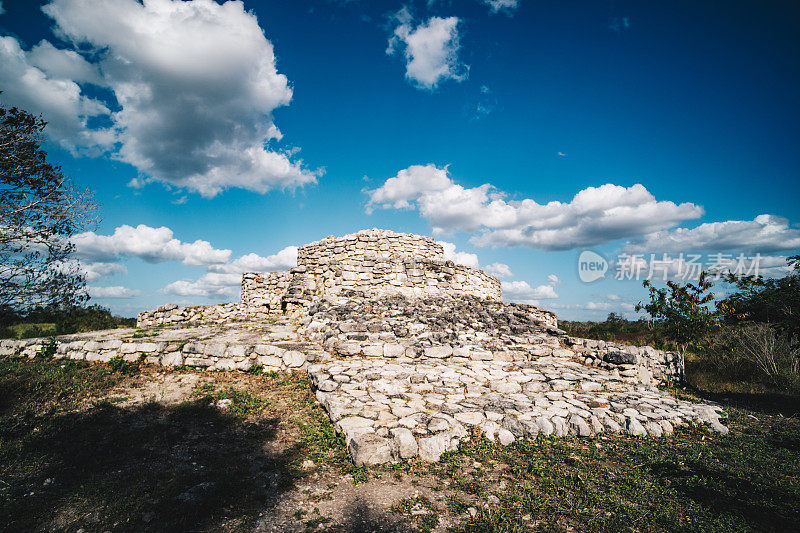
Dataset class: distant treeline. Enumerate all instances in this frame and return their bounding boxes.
[561,314,665,348]
[563,256,800,395]
[0,305,135,340]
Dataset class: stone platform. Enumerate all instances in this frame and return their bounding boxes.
[308,354,726,465]
[0,319,321,373]
[2,229,730,466]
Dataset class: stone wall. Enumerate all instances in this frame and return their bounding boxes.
[297,229,445,264]
[298,292,683,386]
[295,257,500,299]
[565,337,684,383]
[0,336,314,373]
[139,229,503,327]
[136,303,245,328]
[240,271,293,317]
[238,229,502,317]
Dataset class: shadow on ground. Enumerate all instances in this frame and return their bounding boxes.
[1,399,300,532]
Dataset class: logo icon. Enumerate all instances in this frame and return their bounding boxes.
[578,250,608,283]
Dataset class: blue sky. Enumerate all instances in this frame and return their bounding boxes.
[1,0,799,319]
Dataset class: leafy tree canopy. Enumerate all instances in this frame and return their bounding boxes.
[0,102,97,312]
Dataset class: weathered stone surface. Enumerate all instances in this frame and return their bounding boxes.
[423,345,453,358]
[348,433,393,466]
[4,228,720,468]
[568,415,592,437]
[390,427,418,459]
[605,350,638,365]
[418,433,452,461]
[282,350,307,367]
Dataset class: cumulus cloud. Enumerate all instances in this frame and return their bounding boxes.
[366,164,704,250]
[0,36,114,153]
[365,164,453,212]
[72,224,231,266]
[582,301,613,311]
[502,280,559,305]
[87,285,140,298]
[627,215,800,254]
[162,272,240,298]
[1,0,319,197]
[80,261,128,281]
[484,262,513,278]
[437,241,479,268]
[27,39,102,84]
[387,10,467,89]
[207,246,298,274]
[163,245,298,298]
[480,0,519,15]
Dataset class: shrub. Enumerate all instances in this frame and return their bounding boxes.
[732,323,798,381]
[107,356,140,375]
[37,338,57,359]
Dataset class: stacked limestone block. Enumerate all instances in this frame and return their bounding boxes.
[298,291,681,386]
[137,303,246,328]
[298,229,445,263]
[565,337,684,384]
[0,336,318,373]
[239,229,502,318]
[139,229,502,327]
[240,271,293,318]
[308,355,728,465]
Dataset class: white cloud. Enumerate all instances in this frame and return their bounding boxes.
[547,274,561,286]
[627,215,800,254]
[473,85,497,119]
[365,164,453,212]
[27,39,102,84]
[502,280,559,304]
[164,245,298,298]
[0,0,319,197]
[87,285,140,298]
[207,246,298,274]
[485,262,513,278]
[606,293,622,301]
[72,224,231,266]
[387,12,467,89]
[480,0,519,15]
[366,165,704,251]
[162,273,240,298]
[437,241,479,269]
[0,36,114,153]
[81,261,128,281]
[584,301,613,310]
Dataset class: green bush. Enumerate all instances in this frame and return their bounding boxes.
[37,338,57,359]
[107,356,140,375]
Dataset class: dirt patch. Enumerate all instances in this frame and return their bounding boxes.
[100,371,210,407]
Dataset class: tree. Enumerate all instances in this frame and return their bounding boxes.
[635,272,718,357]
[718,255,800,358]
[0,103,97,312]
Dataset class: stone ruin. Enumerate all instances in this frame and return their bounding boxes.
[1,229,728,465]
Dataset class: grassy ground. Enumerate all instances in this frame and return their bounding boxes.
[0,357,356,532]
[1,356,798,532]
